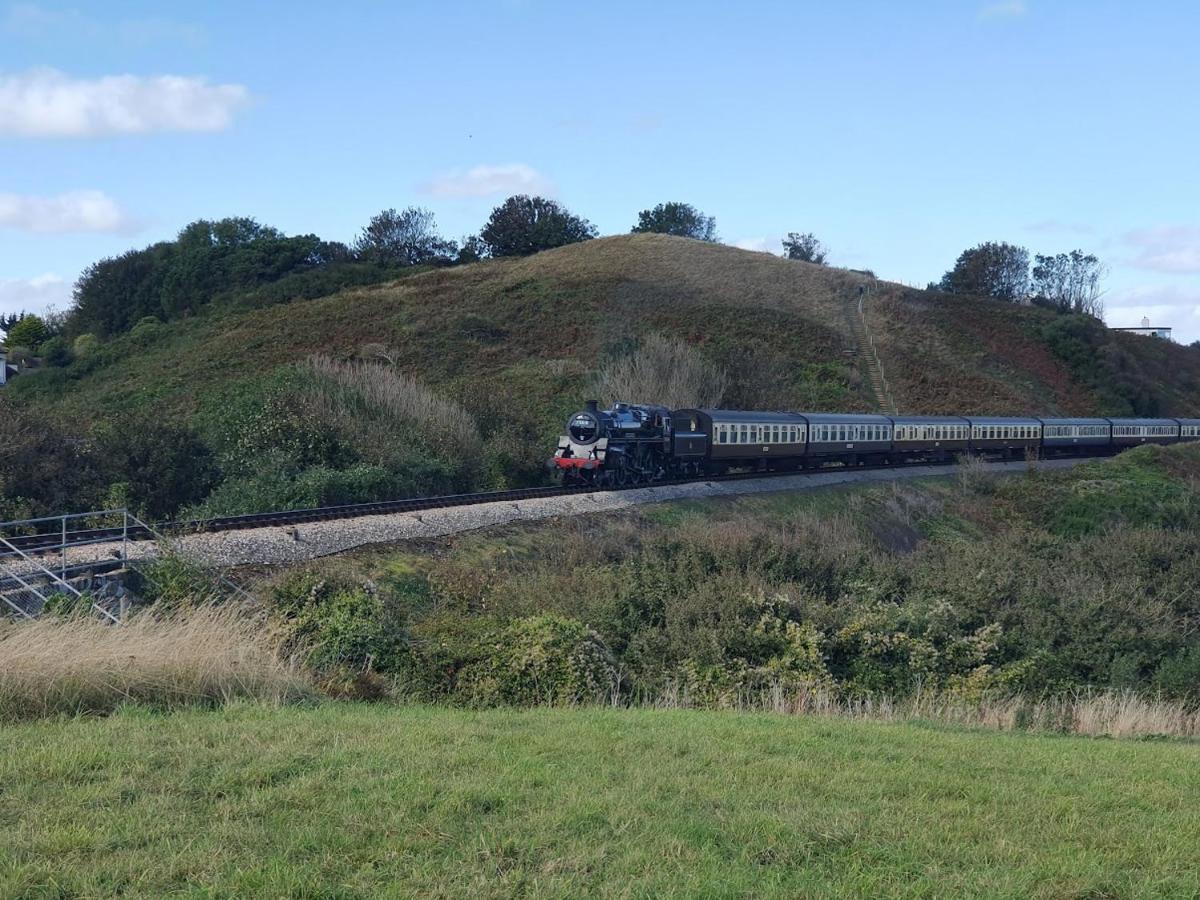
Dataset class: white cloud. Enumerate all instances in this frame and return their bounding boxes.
[733,237,777,254]
[1123,226,1200,274]
[3,3,204,45]
[0,67,250,137]
[0,272,72,323]
[0,189,130,233]
[1024,219,1093,235]
[979,1,1027,19]
[421,164,553,199]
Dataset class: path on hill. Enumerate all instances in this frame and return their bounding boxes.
[845,278,897,414]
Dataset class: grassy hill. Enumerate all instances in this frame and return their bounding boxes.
[14,233,1199,419]
[2,703,1197,898]
[5,234,1199,516]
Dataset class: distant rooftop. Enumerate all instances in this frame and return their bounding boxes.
[1110,316,1172,340]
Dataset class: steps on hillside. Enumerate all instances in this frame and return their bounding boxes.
[845,283,897,415]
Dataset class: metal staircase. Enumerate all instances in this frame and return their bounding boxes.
[0,534,120,623]
[1,508,250,623]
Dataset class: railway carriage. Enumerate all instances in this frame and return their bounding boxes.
[966,416,1042,458]
[890,416,970,462]
[1109,418,1180,447]
[1176,418,1200,441]
[674,409,808,473]
[803,413,893,465]
[1037,418,1112,456]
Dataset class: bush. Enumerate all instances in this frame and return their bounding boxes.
[270,572,409,687]
[39,336,73,367]
[73,333,100,356]
[1153,646,1200,700]
[129,315,164,344]
[456,615,617,706]
[93,416,219,520]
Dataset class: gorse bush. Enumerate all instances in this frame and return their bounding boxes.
[456,615,618,706]
[270,572,409,684]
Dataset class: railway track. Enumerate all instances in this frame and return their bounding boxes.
[0,452,1105,556]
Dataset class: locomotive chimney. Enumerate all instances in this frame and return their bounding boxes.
[585,399,599,414]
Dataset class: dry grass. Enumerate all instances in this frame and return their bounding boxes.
[302,354,481,456]
[593,332,728,407]
[651,681,1200,739]
[0,605,311,722]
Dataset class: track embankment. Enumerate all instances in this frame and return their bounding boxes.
[92,457,1088,569]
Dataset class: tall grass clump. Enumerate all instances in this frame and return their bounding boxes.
[0,606,311,723]
[650,682,1200,739]
[302,354,482,458]
[593,333,727,408]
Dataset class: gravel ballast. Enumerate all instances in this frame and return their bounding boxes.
[0,457,1093,577]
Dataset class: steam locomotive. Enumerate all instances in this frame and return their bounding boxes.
[550,401,1200,485]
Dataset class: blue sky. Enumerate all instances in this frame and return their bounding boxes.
[2,0,1198,341]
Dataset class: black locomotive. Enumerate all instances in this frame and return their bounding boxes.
[551,400,1200,485]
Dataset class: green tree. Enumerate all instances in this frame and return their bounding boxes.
[782,232,828,264]
[1031,250,1106,317]
[457,234,488,264]
[939,241,1030,301]
[480,195,597,257]
[3,314,48,349]
[353,207,455,266]
[71,218,329,335]
[631,202,717,241]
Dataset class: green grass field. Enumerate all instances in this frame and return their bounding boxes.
[2,704,1197,898]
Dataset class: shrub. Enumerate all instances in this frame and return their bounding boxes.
[129,315,163,344]
[93,416,219,520]
[270,572,409,686]
[1153,646,1200,700]
[456,615,617,706]
[39,336,73,367]
[72,333,100,356]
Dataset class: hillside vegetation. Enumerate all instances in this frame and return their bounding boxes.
[1,703,1197,898]
[242,443,1200,708]
[5,234,1200,519]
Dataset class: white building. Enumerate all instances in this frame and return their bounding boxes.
[0,350,7,386]
[1111,317,1172,340]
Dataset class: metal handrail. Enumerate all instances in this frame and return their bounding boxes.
[0,534,121,624]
